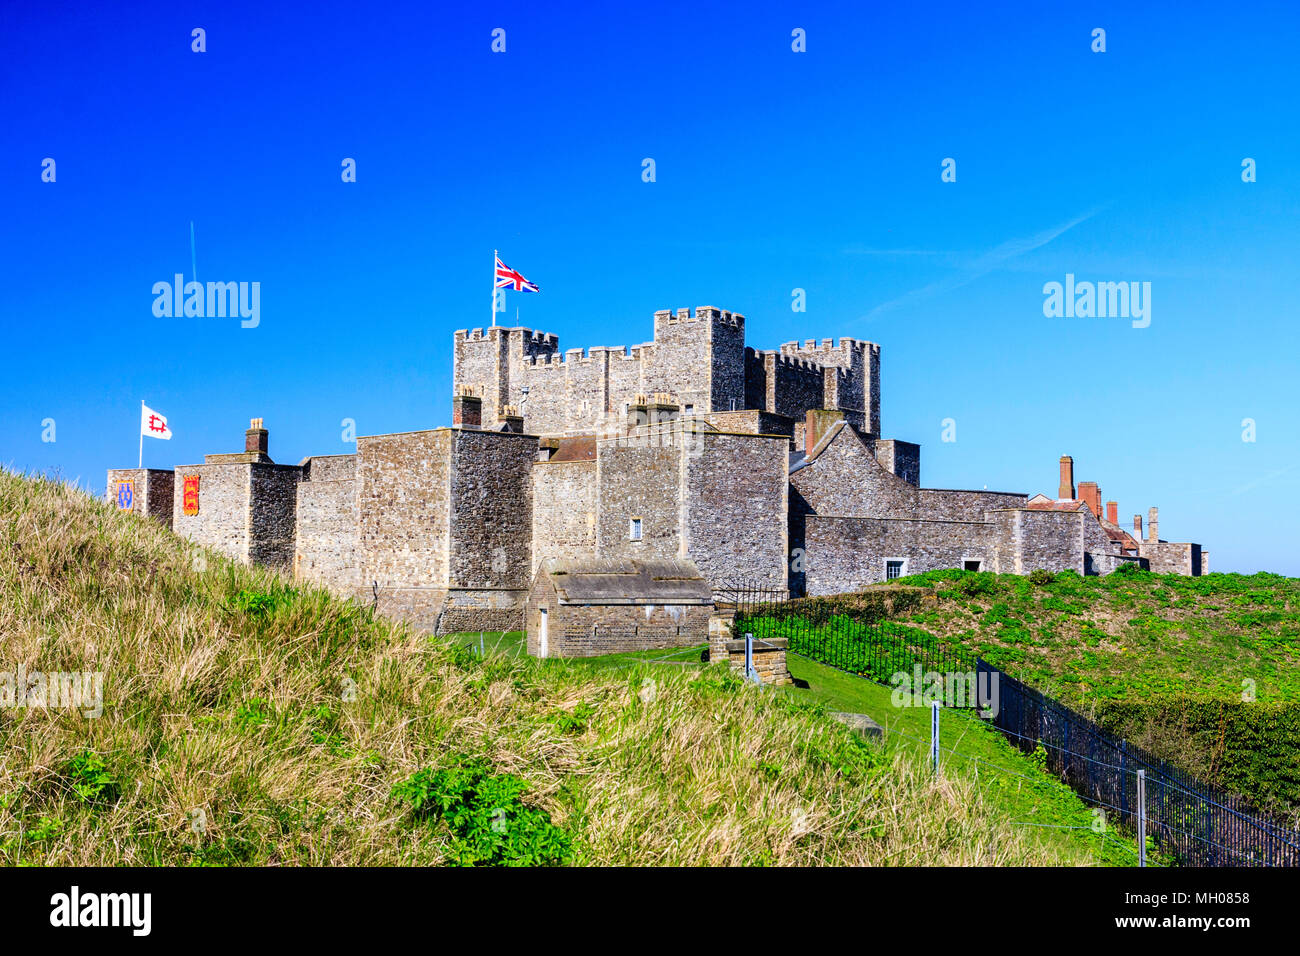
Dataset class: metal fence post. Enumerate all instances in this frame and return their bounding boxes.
[931,701,940,775]
[745,633,753,674]
[1137,769,1147,868]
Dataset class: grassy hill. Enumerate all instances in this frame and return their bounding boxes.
[882,568,1300,820]
[0,470,1137,866]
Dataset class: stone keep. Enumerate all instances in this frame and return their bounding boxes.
[109,303,1209,645]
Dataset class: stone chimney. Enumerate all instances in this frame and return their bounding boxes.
[500,405,524,434]
[805,409,843,453]
[452,387,482,428]
[245,418,268,456]
[1058,456,1075,500]
[1148,506,1159,543]
[1133,514,1143,539]
[1106,500,1118,525]
[1077,481,1101,518]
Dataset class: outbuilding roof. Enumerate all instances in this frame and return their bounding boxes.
[537,557,714,605]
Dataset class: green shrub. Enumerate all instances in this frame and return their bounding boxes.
[392,762,571,866]
[1029,569,1056,586]
[65,750,119,806]
[230,585,297,618]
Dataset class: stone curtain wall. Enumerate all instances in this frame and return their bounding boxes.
[804,515,995,594]
[248,464,302,571]
[595,438,683,560]
[447,429,536,590]
[917,487,1028,520]
[295,455,359,591]
[531,460,597,573]
[171,463,253,563]
[686,432,790,592]
[105,468,174,528]
[992,510,1085,574]
[355,429,453,623]
[1141,540,1199,575]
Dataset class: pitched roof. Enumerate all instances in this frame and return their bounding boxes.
[1024,499,1089,512]
[538,557,713,605]
[547,436,597,462]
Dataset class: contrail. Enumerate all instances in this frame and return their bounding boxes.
[859,205,1108,322]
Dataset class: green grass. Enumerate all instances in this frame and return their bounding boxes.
[857,568,1300,820]
[1,468,1111,866]
[442,631,708,671]
[784,654,1159,866]
[885,568,1300,705]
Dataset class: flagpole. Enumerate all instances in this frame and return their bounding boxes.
[139,400,144,469]
[491,248,497,328]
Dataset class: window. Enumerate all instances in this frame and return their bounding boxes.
[629,517,643,541]
[964,560,982,572]
[886,559,906,580]
[684,404,694,416]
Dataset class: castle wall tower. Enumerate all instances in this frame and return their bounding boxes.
[453,326,560,427]
[643,307,745,414]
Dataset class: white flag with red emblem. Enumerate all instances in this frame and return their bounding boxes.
[141,403,172,440]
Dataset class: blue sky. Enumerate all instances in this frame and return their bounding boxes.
[3,1,1298,573]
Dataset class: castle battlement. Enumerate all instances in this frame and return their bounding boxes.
[453,303,877,438]
[453,327,561,349]
[652,305,745,328]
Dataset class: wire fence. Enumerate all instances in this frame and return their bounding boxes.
[723,580,1300,867]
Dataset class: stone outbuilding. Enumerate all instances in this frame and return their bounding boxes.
[526,557,713,658]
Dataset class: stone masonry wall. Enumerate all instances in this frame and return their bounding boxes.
[531,460,597,573]
[355,429,452,624]
[105,468,174,528]
[595,436,683,560]
[685,431,789,591]
[248,464,302,571]
[804,515,995,594]
[447,429,536,590]
[992,510,1085,575]
[295,455,358,592]
[172,463,251,563]
[525,572,711,657]
[874,440,920,486]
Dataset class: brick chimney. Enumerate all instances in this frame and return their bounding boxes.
[1148,506,1159,543]
[1133,514,1143,539]
[1106,500,1118,525]
[245,417,268,456]
[1058,456,1075,500]
[805,409,843,453]
[1077,481,1101,518]
[452,388,482,428]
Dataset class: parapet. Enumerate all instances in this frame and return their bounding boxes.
[454,326,560,350]
[652,305,745,328]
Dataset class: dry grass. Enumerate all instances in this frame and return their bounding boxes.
[0,469,1093,866]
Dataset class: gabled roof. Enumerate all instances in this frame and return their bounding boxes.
[538,557,713,605]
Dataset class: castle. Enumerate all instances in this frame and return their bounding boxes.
[107,305,1207,654]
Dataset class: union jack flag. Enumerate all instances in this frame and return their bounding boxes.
[494,255,540,293]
